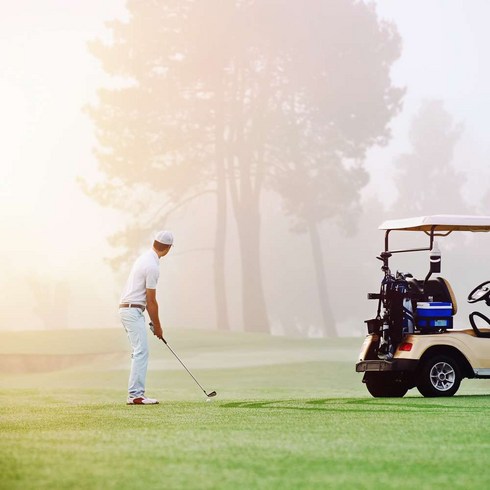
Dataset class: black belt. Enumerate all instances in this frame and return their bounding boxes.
[119,303,145,311]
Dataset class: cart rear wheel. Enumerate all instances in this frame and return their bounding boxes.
[364,372,409,398]
[417,355,461,397]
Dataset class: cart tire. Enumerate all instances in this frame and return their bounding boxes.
[364,372,409,398]
[417,355,461,397]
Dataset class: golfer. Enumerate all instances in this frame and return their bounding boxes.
[119,230,173,405]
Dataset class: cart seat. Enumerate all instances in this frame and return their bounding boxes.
[407,277,458,315]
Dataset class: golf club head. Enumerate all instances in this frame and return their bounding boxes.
[206,391,217,397]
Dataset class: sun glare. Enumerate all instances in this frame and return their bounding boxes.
[0,81,28,194]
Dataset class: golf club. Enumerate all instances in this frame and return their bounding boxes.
[150,322,217,398]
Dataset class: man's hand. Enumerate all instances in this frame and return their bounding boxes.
[152,323,164,340]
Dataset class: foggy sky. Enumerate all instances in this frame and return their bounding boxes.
[1,1,490,333]
[365,0,490,206]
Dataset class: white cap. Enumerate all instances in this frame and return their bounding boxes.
[154,230,174,245]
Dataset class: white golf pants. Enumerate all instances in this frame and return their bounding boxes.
[120,307,149,397]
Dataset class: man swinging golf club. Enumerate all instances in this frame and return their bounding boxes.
[119,230,173,405]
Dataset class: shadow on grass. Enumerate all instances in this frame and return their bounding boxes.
[221,394,490,413]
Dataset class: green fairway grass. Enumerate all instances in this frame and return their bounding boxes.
[2,328,490,489]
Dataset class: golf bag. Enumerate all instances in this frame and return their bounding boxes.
[372,272,412,360]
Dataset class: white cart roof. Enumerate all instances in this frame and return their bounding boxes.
[379,215,490,232]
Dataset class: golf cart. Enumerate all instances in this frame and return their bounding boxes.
[356,215,490,397]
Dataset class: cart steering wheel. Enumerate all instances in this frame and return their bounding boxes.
[468,280,490,304]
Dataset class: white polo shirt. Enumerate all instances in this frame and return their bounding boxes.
[120,249,160,305]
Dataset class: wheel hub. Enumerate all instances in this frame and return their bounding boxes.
[430,362,455,391]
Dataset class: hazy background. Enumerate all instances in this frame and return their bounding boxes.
[2,0,490,336]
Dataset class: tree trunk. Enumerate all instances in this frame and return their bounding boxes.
[308,221,337,337]
[226,65,269,333]
[234,199,269,332]
[214,92,230,330]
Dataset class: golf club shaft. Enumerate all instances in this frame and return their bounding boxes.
[150,322,209,395]
[164,341,208,395]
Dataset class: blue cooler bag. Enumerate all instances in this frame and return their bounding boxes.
[416,302,453,329]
